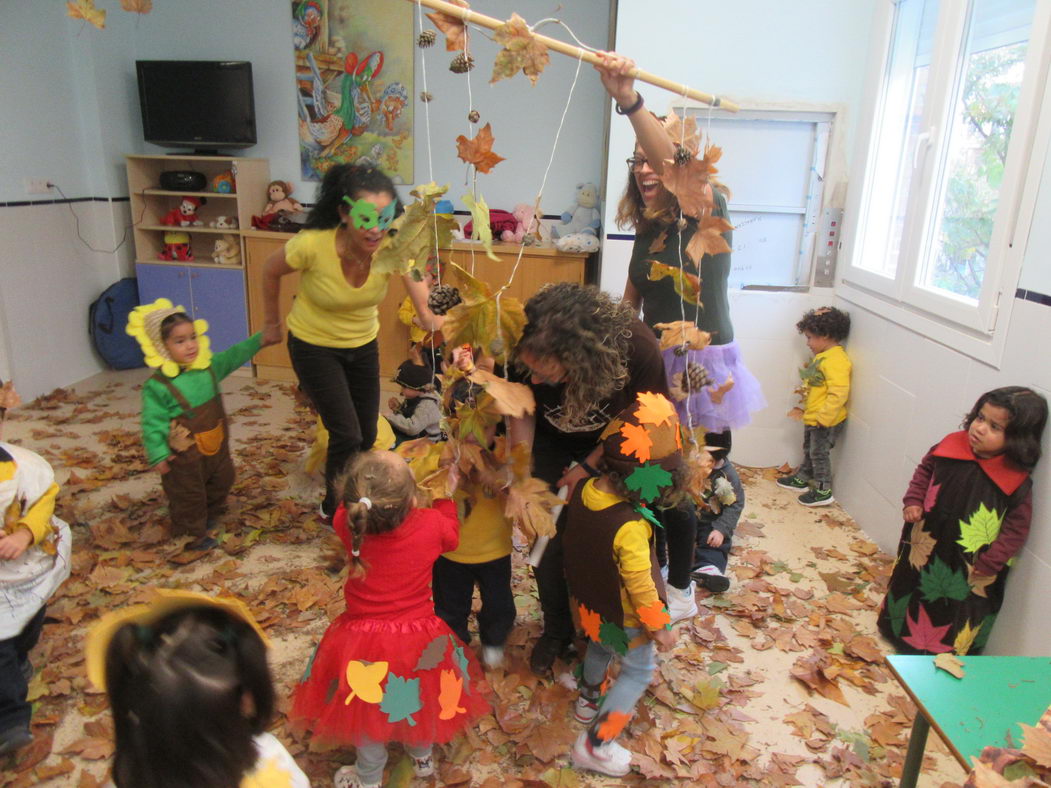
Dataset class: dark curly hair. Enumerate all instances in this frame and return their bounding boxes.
[513,283,637,425]
[796,306,851,343]
[963,386,1048,471]
[303,164,403,230]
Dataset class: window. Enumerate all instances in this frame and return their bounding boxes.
[841,0,1051,346]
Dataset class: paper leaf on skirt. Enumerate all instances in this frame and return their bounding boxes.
[438,669,467,720]
[414,636,449,672]
[344,660,389,705]
[380,673,421,725]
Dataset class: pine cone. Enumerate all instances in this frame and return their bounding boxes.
[674,145,693,166]
[468,109,480,123]
[683,361,712,393]
[427,284,462,315]
[449,52,475,74]
[418,30,437,47]
[419,91,433,103]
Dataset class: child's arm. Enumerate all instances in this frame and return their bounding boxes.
[708,463,744,543]
[141,381,175,469]
[210,332,264,380]
[902,450,936,521]
[397,295,416,328]
[614,520,674,647]
[973,488,1033,576]
[386,396,440,434]
[813,352,851,427]
[0,449,59,559]
[432,498,460,553]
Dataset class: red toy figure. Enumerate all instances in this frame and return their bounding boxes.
[158,231,193,262]
[162,197,206,227]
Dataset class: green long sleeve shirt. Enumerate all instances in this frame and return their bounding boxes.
[140,333,262,466]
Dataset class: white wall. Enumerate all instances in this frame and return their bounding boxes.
[602,0,877,465]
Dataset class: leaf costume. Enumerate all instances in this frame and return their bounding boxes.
[289,499,489,746]
[877,431,1033,655]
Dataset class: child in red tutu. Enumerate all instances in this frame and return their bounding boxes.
[289,450,489,788]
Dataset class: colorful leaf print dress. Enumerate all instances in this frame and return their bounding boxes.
[877,431,1033,655]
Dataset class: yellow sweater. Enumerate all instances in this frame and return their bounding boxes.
[801,345,851,427]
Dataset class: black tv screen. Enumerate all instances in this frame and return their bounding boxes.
[136,60,257,152]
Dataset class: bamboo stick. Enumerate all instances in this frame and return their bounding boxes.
[408,0,740,112]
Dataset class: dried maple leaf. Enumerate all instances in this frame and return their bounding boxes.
[372,182,457,275]
[906,520,936,569]
[491,13,550,86]
[934,652,966,679]
[467,369,534,418]
[168,422,194,453]
[503,476,559,542]
[455,123,505,174]
[708,374,735,404]
[426,0,470,51]
[441,262,526,365]
[647,260,702,307]
[1021,722,1051,770]
[120,0,152,12]
[0,381,22,412]
[461,191,500,261]
[654,321,711,352]
[67,0,106,29]
[662,113,701,156]
[685,214,733,266]
[661,158,713,219]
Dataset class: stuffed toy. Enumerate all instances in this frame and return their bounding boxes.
[550,182,600,240]
[264,180,303,214]
[209,216,238,230]
[161,197,206,227]
[158,231,193,262]
[211,170,236,193]
[212,235,240,265]
[554,232,600,253]
[501,202,543,245]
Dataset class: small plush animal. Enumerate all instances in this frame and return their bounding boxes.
[264,180,303,214]
[501,202,543,245]
[550,182,600,239]
[209,215,238,230]
[161,197,206,227]
[212,235,240,265]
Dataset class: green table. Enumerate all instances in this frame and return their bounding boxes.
[886,655,1051,787]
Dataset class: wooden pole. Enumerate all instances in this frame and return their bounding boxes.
[409,0,740,112]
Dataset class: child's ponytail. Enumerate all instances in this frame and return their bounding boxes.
[338,452,417,578]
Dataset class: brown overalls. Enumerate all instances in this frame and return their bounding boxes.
[155,368,234,536]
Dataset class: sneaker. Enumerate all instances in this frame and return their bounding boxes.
[574,694,600,724]
[529,634,570,677]
[798,488,834,507]
[318,501,334,526]
[333,765,380,788]
[0,725,33,756]
[659,563,669,582]
[186,535,218,552]
[666,581,698,624]
[570,732,631,777]
[776,474,809,490]
[481,644,505,670]
[410,750,435,777]
[691,566,731,593]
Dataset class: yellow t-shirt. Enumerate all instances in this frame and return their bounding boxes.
[443,488,513,564]
[284,229,392,348]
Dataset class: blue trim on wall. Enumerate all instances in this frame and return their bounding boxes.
[606,233,635,241]
[0,196,130,208]
[1016,288,1051,307]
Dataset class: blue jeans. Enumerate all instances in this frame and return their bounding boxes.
[580,629,657,743]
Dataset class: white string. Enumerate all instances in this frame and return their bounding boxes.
[416,0,441,377]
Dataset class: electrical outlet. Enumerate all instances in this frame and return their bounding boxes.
[23,178,51,195]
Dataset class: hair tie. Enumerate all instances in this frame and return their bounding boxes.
[358,497,373,510]
[351,548,361,557]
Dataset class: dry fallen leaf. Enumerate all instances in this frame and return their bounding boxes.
[654,321,712,352]
[455,123,506,174]
[426,0,470,51]
[934,652,966,679]
[491,13,549,86]
[120,0,152,12]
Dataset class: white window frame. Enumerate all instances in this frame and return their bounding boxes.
[838,0,1051,366]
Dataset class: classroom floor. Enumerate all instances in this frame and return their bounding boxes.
[2,370,964,787]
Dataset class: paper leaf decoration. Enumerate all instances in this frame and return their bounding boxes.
[120,0,152,13]
[634,503,661,529]
[426,0,470,51]
[968,564,997,599]
[67,0,106,28]
[685,214,733,266]
[491,13,550,86]
[438,669,467,720]
[957,502,1003,554]
[450,637,471,687]
[579,604,602,642]
[414,636,449,672]
[380,673,421,726]
[441,262,526,365]
[919,556,971,603]
[344,660,389,705]
[626,464,672,503]
[906,520,936,569]
[654,321,711,353]
[456,123,505,174]
[598,621,629,656]
[636,599,671,631]
[882,591,912,638]
[923,481,941,512]
[635,391,677,428]
[618,422,654,463]
[596,710,632,742]
[953,619,981,655]
[933,652,965,678]
[708,374,735,404]
[647,260,702,307]
[503,475,559,542]
[461,192,500,260]
[901,606,953,653]
[371,182,456,276]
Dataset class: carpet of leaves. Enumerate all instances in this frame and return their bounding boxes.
[1,379,965,787]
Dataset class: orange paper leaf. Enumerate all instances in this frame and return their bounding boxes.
[636,599,671,630]
[438,669,467,720]
[635,391,676,428]
[426,0,470,51]
[579,603,602,642]
[455,123,505,174]
[618,422,654,463]
[597,710,632,742]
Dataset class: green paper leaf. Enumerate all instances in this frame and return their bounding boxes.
[919,556,972,603]
[884,591,912,638]
[634,504,660,529]
[598,620,630,656]
[461,192,500,261]
[371,182,457,276]
[301,644,318,683]
[381,673,421,726]
[625,463,673,502]
[957,501,1004,554]
[972,613,997,651]
[415,636,449,672]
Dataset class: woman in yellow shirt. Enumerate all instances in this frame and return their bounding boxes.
[261,165,440,519]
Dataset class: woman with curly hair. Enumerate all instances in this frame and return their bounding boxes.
[510,282,686,676]
[261,164,442,521]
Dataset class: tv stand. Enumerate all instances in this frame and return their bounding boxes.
[168,149,224,156]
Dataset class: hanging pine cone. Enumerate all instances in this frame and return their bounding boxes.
[449,52,475,74]
[418,30,437,47]
[683,361,712,393]
[468,109,480,123]
[427,284,462,315]
[674,145,693,166]
[419,91,433,103]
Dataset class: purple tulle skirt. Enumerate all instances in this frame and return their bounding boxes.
[662,340,766,432]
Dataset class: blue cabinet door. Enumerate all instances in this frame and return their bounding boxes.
[136,263,192,310]
[189,267,249,356]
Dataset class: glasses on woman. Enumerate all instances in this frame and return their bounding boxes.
[626,156,649,170]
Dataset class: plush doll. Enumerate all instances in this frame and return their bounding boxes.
[501,202,544,245]
[161,197,206,227]
[209,216,238,230]
[159,231,193,262]
[549,182,601,240]
[554,232,601,253]
[264,180,303,214]
[212,235,241,265]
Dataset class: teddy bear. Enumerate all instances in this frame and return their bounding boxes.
[501,202,543,245]
[161,197,206,227]
[550,182,600,240]
[264,180,303,214]
[212,235,241,265]
[158,231,193,262]
[209,216,238,230]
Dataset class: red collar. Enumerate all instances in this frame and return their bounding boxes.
[932,431,1028,495]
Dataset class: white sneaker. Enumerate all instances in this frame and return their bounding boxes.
[574,694,600,724]
[571,731,632,777]
[660,563,669,582]
[481,644,505,669]
[666,581,698,624]
[334,765,380,788]
[410,749,435,777]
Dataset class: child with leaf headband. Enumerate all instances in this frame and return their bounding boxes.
[562,391,685,777]
[127,298,268,549]
[289,450,489,788]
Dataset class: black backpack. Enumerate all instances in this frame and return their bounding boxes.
[89,278,144,370]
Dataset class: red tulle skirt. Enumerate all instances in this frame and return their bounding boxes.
[289,613,490,747]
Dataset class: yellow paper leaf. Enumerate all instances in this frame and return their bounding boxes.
[635,391,677,428]
[345,660,389,705]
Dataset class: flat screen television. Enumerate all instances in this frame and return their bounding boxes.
[136,60,257,154]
